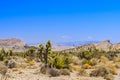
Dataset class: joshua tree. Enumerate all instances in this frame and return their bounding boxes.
[38,44,44,62]
[28,47,36,60]
[8,50,13,56]
[44,40,52,66]
[0,48,6,61]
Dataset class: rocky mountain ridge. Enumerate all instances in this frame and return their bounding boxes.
[0,38,27,52]
[63,40,120,52]
[0,38,120,52]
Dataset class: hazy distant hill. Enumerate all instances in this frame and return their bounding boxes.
[1,38,120,52]
[63,40,120,52]
[0,38,27,52]
[57,41,100,46]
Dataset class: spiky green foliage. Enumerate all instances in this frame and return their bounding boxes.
[45,40,52,65]
[27,47,36,60]
[38,44,44,62]
[0,48,6,61]
[8,50,13,56]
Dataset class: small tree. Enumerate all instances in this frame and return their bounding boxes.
[38,44,44,62]
[8,50,13,56]
[28,47,36,60]
[0,48,6,61]
[44,40,52,66]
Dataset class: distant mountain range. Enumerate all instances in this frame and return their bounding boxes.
[1,38,120,52]
[63,40,120,52]
[56,41,100,46]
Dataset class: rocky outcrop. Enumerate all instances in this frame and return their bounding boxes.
[0,38,27,52]
[112,43,120,51]
[95,40,113,51]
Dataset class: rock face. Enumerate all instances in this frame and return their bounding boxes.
[112,43,120,51]
[96,40,113,51]
[0,38,27,52]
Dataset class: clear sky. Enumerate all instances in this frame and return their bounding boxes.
[0,0,120,43]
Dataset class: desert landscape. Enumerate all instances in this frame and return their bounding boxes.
[0,38,120,80]
[1,0,120,80]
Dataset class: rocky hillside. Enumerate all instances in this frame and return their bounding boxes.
[62,40,120,52]
[0,38,27,52]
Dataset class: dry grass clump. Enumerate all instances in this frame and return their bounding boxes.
[90,65,116,80]
[40,65,48,74]
[115,62,120,68]
[82,63,92,69]
[49,68,60,77]
[113,57,120,62]
[77,69,89,77]
[8,60,16,68]
[69,64,81,71]
[28,60,35,66]
[100,56,109,64]
[90,58,98,66]
[104,73,114,80]
[106,64,118,75]
[60,69,70,76]
[0,66,8,76]
[90,66,110,77]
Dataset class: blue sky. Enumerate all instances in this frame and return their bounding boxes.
[0,0,120,43]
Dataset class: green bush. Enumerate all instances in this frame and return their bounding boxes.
[81,59,90,65]
[50,54,73,69]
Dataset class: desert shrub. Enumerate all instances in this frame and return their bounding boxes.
[72,57,80,65]
[107,64,118,75]
[0,66,8,76]
[40,65,49,74]
[60,69,70,76]
[53,55,66,69]
[69,64,80,71]
[89,58,98,66]
[52,55,73,69]
[115,62,120,68]
[81,59,90,65]
[49,68,60,77]
[8,61,16,68]
[100,56,109,64]
[4,59,9,66]
[104,73,114,80]
[77,69,89,77]
[113,57,120,62]
[29,60,35,66]
[90,66,110,77]
[78,51,92,60]
[82,63,92,69]
[105,51,117,60]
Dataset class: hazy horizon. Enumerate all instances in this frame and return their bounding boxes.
[0,0,120,43]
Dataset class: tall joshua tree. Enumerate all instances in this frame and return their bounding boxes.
[44,40,52,65]
[38,44,44,62]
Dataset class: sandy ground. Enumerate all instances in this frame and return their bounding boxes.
[0,68,105,80]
